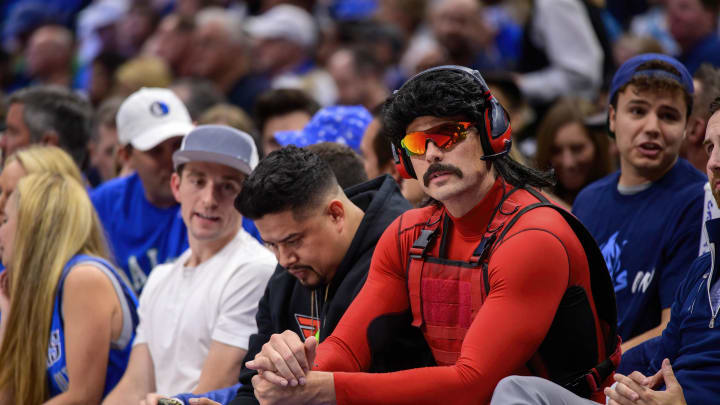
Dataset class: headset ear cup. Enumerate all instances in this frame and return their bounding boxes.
[484,100,512,157]
[392,145,415,179]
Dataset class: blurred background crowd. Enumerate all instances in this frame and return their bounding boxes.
[1,0,719,206]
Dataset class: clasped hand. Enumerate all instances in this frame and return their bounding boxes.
[246,330,319,387]
[605,359,686,405]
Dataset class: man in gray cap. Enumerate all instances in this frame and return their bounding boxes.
[103,125,276,403]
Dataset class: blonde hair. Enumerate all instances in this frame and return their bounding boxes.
[6,145,84,184]
[0,173,110,404]
[198,103,257,134]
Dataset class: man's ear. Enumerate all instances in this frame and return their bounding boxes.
[117,145,132,161]
[40,130,60,146]
[687,117,707,146]
[170,172,182,204]
[608,105,617,134]
[327,199,346,225]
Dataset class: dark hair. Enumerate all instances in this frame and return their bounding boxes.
[610,60,693,119]
[368,103,394,170]
[254,89,320,134]
[382,69,554,188]
[8,85,92,169]
[709,95,720,115]
[306,142,368,189]
[235,146,339,219]
[701,0,720,13]
[693,63,720,120]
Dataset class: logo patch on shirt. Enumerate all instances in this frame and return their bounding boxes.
[294,313,321,340]
[47,329,62,367]
[600,231,629,292]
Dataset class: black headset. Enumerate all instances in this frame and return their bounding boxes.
[391,65,512,179]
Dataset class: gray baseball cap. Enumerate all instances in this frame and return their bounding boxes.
[172,125,259,175]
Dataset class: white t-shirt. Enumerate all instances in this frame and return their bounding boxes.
[134,229,276,394]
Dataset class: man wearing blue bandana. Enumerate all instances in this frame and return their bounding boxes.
[572,54,706,353]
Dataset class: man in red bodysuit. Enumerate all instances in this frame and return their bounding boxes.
[246,66,620,405]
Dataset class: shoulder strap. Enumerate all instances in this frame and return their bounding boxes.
[488,188,618,354]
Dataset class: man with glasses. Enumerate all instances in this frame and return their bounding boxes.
[245,66,620,405]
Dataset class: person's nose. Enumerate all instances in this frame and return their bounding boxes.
[277,245,298,269]
[425,140,444,163]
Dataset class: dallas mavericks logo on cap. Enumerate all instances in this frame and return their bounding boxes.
[149,101,170,117]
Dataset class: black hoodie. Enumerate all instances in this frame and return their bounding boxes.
[229,175,434,405]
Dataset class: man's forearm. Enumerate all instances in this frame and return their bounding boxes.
[303,371,336,405]
[253,371,336,405]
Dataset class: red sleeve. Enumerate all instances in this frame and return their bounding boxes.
[315,223,571,405]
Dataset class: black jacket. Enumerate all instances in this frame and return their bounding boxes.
[229,175,434,405]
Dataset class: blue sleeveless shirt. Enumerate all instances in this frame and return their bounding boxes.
[46,255,139,397]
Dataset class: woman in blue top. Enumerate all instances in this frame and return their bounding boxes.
[0,172,138,404]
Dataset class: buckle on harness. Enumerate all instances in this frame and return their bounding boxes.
[410,229,438,258]
[470,233,496,263]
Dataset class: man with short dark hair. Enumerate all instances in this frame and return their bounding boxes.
[247,66,619,404]
[219,146,428,405]
[253,89,319,157]
[2,85,91,167]
[573,54,706,352]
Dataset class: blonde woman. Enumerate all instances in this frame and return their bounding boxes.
[0,145,84,214]
[0,172,138,404]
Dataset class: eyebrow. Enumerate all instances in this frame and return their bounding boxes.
[264,232,302,245]
[626,99,651,106]
[627,99,681,113]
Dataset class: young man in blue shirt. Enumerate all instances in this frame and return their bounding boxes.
[572,54,706,353]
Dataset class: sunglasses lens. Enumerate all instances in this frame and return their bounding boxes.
[401,122,470,155]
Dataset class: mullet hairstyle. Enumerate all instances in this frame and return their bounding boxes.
[0,173,110,404]
[382,69,554,188]
[235,145,340,220]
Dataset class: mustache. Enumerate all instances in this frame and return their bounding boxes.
[423,163,463,186]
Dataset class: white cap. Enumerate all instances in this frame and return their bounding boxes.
[245,4,317,48]
[116,87,194,151]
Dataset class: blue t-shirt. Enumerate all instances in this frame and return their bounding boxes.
[572,159,706,341]
[91,173,263,293]
[91,173,188,293]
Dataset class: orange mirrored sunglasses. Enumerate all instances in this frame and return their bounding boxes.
[400,121,473,156]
